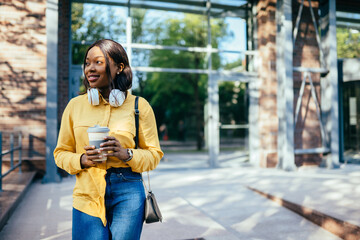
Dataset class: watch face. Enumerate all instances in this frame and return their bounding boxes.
[125,149,133,162]
[128,149,133,157]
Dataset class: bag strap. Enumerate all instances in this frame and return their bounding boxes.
[143,171,152,193]
[134,96,140,149]
[134,96,152,192]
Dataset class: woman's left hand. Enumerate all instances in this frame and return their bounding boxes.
[100,136,130,161]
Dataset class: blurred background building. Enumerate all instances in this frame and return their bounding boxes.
[1,0,360,180]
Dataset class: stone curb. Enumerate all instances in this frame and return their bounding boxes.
[247,186,360,240]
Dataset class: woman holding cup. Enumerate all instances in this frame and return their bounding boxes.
[54,39,163,240]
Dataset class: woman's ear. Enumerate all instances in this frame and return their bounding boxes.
[117,63,125,73]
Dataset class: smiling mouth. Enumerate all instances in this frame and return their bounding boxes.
[88,75,100,82]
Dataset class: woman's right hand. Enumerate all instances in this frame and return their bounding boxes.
[81,145,102,168]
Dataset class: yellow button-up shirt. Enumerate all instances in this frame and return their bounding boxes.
[54,92,163,226]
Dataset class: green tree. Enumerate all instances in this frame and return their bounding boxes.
[71,4,126,64]
[136,14,230,150]
[71,5,148,93]
[337,27,360,58]
[71,7,240,149]
[131,9,148,96]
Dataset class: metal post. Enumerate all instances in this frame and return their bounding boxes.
[320,0,340,168]
[277,0,296,170]
[284,0,296,170]
[276,0,284,168]
[245,3,250,72]
[29,134,33,158]
[248,1,260,166]
[337,60,344,163]
[127,0,132,66]
[43,0,61,183]
[328,0,340,167]
[0,132,2,191]
[18,133,22,174]
[10,133,14,169]
[206,0,219,168]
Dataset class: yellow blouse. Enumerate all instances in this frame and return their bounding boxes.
[54,92,163,226]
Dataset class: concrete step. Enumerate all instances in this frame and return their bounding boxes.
[0,171,36,231]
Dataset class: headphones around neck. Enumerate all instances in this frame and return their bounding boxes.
[87,88,125,107]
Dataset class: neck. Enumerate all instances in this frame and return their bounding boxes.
[98,87,110,100]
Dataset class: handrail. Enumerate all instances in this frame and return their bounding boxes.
[0,131,22,192]
[28,134,45,158]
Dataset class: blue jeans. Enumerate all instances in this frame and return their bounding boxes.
[72,168,145,240]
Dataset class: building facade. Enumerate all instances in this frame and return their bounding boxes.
[0,0,357,178]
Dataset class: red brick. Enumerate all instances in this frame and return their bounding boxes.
[256,0,322,167]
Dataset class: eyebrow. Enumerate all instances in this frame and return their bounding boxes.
[86,56,105,60]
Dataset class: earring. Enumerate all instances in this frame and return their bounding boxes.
[117,72,120,75]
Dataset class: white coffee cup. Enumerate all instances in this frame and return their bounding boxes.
[87,125,110,162]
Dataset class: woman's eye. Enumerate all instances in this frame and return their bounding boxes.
[97,61,102,64]
[85,62,90,66]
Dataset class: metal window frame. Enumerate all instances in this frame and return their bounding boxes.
[43,0,62,183]
[320,0,341,167]
[276,0,340,169]
[67,0,257,169]
[292,0,330,156]
[276,0,296,171]
[72,0,248,18]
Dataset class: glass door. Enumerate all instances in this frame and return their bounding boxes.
[343,81,360,162]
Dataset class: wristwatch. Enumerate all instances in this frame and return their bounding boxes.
[124,149,133,162]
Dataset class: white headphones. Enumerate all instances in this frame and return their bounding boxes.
[87,88,125,107]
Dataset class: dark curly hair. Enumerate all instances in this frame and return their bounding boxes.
[82,39,132,93]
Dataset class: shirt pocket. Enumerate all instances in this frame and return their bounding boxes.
[73,122,94,149]
[110,115,136,148]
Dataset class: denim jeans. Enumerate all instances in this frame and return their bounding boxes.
[72,168,145,240]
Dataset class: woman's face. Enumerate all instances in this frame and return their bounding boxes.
[84,46,119,89]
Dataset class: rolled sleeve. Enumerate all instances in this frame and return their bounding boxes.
[54,101,84,175]
[127,98,164,173]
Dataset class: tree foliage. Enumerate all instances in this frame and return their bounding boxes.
[337,28,360,58]
[133,14,245,149]
[71,6,247,149]
[71,4,125,64]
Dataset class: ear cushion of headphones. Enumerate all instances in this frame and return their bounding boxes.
[87,88,100,106]
[109,89,125,107]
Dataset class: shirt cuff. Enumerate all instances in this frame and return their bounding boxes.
[74,153,84,172]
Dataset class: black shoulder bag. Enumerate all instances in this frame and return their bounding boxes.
[134,96,163,224]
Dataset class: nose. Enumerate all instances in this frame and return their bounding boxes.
[86,62,96,72]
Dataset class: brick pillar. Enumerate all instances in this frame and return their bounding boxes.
[256,0,322,168]
[293,0,322,166]
[257,0,278,167]
[0,1,47,162]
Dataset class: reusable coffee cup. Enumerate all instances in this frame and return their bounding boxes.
[87,125,110,162]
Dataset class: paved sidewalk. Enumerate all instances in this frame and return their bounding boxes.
[0,151,359,240]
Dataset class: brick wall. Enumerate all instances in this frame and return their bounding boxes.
[0,0,71,173]
[256,0,322,167]
[257,0,278,167]
[0,1,47,165]
[293,0,322,166]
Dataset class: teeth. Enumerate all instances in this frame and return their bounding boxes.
[88,76,99,80]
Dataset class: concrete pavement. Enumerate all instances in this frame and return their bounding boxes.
[0,151,359,240]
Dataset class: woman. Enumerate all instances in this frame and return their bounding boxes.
[54,39,163,240]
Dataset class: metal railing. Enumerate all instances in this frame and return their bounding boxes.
[28,134,45,159]
[0,132,22,191]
